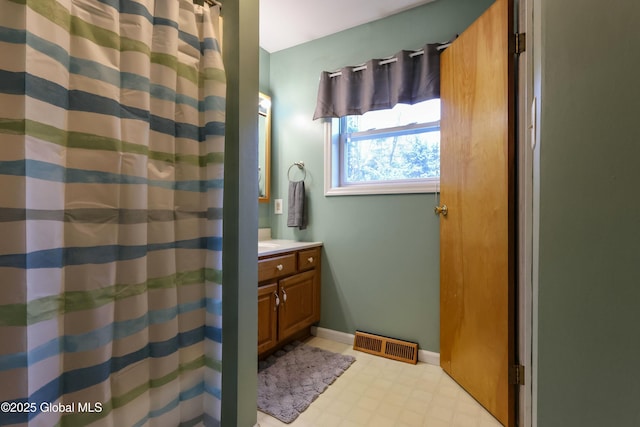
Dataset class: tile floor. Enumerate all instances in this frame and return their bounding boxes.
[257,337,503,427]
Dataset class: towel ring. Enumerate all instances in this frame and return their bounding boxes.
[287,161,306,182]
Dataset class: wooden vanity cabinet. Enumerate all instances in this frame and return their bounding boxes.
[258,246,321,356]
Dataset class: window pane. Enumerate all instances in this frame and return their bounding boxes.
[344,129,440,183]
[346,99,441,132]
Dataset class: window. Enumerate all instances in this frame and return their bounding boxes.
[324,99,441,195]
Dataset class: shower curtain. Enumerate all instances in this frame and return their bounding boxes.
[0,0,225,426]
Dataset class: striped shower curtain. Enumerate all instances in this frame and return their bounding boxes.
[0,0,225,426]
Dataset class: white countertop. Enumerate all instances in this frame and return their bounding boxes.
[258,239,323,257]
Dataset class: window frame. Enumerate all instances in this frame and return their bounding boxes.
[323,114,441,196]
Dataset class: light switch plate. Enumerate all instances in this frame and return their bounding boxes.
[274,199,283,214]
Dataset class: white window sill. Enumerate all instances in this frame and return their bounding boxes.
[324,180,439,196]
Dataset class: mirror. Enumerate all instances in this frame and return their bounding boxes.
[258,92,271,203]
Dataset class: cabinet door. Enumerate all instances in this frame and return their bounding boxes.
[278,270,318,339]
[278,270,317,341]
[258,283,278,354]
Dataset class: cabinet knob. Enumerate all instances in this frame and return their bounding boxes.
[276,264,283,271]
[282,289,287,303]
[274,292,280,309]
[307,257,314,263]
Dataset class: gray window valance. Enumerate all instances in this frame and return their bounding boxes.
[313,43,442,120]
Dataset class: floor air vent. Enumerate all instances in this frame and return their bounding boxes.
[353,331,418,364]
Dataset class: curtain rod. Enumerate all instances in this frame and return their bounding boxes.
[328,43,451,78]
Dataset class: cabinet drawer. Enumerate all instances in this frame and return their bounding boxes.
[297,247,320,271]
[258,253,296,282]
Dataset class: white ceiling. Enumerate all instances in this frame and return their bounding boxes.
[259,0,436,53]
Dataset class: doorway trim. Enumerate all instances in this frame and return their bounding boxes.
[517,0,536,426]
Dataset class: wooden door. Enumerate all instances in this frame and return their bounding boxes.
[278,270,316,340]
[439,0,516,425]
[258,283,278,354]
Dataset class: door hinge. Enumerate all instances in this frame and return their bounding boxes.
[515,33,526,54]
[510,364,525,385]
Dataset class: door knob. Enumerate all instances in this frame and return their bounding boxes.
[434,204,448,216]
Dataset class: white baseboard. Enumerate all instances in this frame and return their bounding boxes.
[418,348,440,366]
[311,326,354,345]
[310,326,440,366]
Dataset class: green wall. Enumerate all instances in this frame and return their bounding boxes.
[265,0,493,352]
[535,1,640,426]
[221,0,259,426]
[258,47,271,228]
[259,47,270,94]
